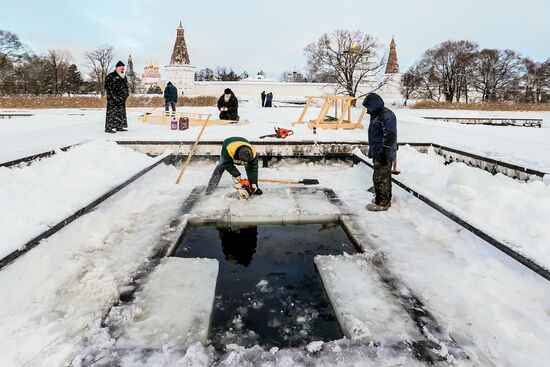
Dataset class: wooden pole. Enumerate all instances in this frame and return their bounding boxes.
[175,114,211,184]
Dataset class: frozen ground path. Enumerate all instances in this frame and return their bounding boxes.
[1,103,549,171]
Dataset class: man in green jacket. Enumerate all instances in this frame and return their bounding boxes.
[206,137,262,196]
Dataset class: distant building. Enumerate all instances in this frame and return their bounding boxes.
[378,37,402,101]
[385,37,400,74]
[164,22,196,95]
[156,23,403,100]
[142,61,162,91]
[285,70,305,82]
[126,54,139,94]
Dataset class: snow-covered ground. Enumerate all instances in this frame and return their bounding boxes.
[2,100,550,171]
[1,101,550,366]
[396,145,550,270]
[0,140,160,258]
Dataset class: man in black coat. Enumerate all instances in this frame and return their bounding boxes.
[218,88,239,121]
[363,93,397,212]
[261,91,266,107]
[163,81,178,116]
[104,61,129,133]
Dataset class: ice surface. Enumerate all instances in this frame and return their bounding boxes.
[113,257,218,349]
[315,253,422,341]
[192,187,341,225]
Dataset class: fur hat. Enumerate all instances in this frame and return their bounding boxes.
[224,88,233,95]
[115,61,125,68]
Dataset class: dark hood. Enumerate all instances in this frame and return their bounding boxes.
[167,81,173,86]
[362,93,385,115]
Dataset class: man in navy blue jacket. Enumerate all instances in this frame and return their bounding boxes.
[362,93,397,211]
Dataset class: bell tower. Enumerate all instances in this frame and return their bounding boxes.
[165,22,196,95]
[385,37,400,74]
[170,22,191,65]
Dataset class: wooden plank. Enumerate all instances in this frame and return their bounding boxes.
[294,97,313,125]
[307,122,364,129]
[314,97,332,128]
[355,108,367,128]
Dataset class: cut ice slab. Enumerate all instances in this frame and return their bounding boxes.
[113,258,219,349]
[315,253,422,341]
[191,188,341,226]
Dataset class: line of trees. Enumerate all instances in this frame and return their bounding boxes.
[0,30,140,96]
[402,40,550,104]
[195,67,250,81]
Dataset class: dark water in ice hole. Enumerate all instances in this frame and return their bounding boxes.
[172,224,357,349]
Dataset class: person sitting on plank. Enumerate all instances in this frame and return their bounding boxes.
[217,88,239,121]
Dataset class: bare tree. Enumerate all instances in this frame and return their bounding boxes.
[401,66,423,105]
[304,29,387,99]
[418,40,479,102]
[0,30,27,69]
[471,49,523,102]
[85,46,114,96]
[45,49,71,95]
[0,30,28,90]
[520,58,550,103]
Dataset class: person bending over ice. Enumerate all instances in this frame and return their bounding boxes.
[206,136,262,196]
[363,93,397,212]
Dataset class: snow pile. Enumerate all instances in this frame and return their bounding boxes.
[315,253,421,341]
[112,258,219,349]
[397,145,550,269]
[0,140,157,258]
[0,158,213,366]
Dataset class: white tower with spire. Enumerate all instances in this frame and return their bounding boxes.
[164,22,196,95]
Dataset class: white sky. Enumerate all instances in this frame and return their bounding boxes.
[0,0,548,78]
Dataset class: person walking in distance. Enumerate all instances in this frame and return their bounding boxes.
[104,61,129,133]
[163,81,178,116]
[363,93,397,212]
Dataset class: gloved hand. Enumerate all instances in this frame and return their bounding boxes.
[377,148,390,166]
[251,183,263,195]
[232,176,243,188]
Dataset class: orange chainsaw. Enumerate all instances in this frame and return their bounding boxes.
[259,127,294,139]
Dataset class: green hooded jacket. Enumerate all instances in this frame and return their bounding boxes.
[220,137,259,184]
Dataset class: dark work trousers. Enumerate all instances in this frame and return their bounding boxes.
[165,101,176,115]
[205,163,226,195]
[373,159,393,206]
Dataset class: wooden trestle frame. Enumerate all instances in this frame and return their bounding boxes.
[139,111,243,126]
[292,95,366,130]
